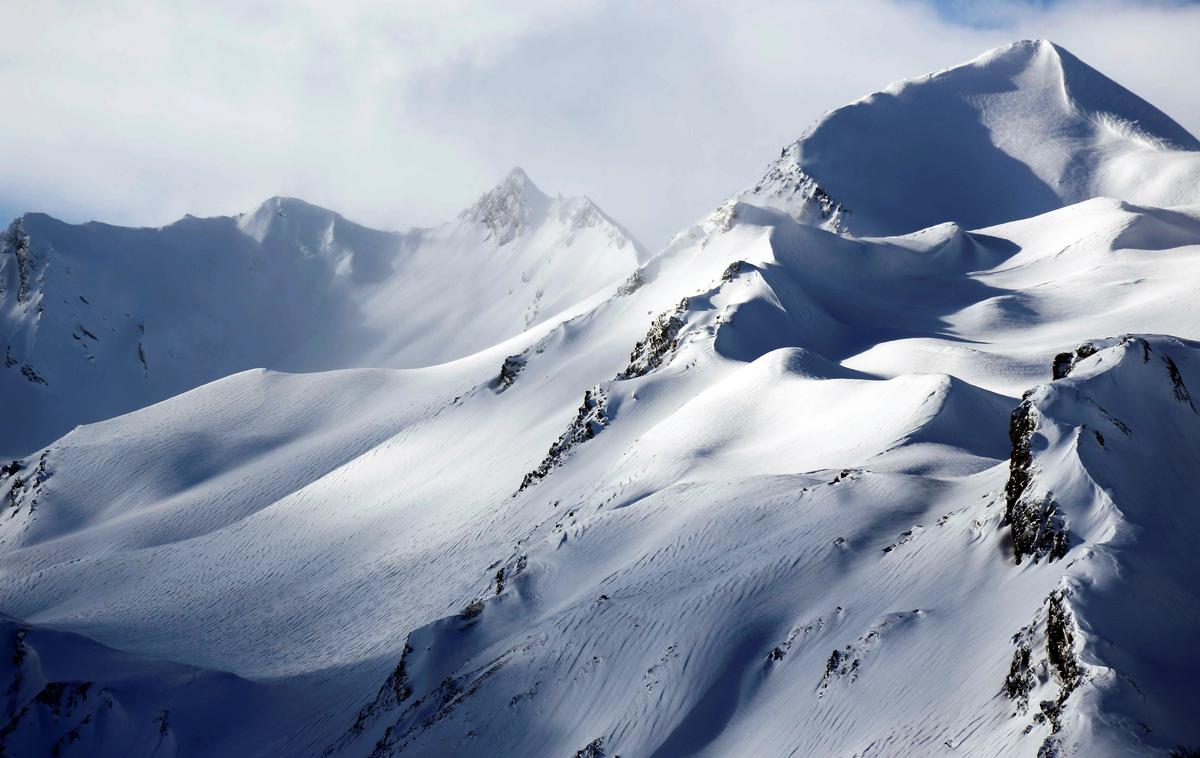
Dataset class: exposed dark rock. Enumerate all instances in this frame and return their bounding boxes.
[359,653,510,757]
[155,709,170,737]
[19,364,47,386]
[573,737,606,758]
[1003,619,1038,711]
[137,322,149,376]
[1008,402,1036,491]
[1006,590,1082,743]
[1163,354,1196,411]
[4,450,50,515]
[616,298,688,380]
[1045,592,1080,706]
[496,354,526,392]
[721,260,747,282]
[828,468,859,485]
[458,599,485,621]
[2,220,35,304]
[882,527,919,554]
[1124,335,1152,363]
[492,554,527,595]
[1093,403,1131,436]
[818,612,917,694]
[1051,343,1097,380]
[517,387,608,492]
[1004,641,1035,706]
[1009,494,1069,565]
[331,644,415,755]
[1051,353,1072,381]
[751,145,850,233]
[1004,398,1069,563]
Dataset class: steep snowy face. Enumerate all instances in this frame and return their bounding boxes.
[740,39,1200,237]
[0,171,641,456]
[0,208,380,457]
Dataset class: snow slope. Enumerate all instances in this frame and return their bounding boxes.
[0,168,641,456]
[3,40,1200,758]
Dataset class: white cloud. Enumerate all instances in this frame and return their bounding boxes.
[2,0,1198,247]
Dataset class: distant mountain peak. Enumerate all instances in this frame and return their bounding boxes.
[461,167,553,246]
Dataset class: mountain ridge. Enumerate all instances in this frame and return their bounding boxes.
[3,41,1200,757]
[0,169,642,456]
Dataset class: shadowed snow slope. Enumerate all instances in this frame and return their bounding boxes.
[4,41,1200,758]
[738,40,1200,237]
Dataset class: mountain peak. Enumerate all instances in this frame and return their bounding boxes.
[739,39,1200,238]
[461,167,553,245]
[236,195,345,244]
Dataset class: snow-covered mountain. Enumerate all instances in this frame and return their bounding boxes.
[0,168,642,455]
[4,40,1200,757]
[734,39,1200,237]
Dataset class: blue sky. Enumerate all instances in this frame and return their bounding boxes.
[926,0,1197,28]
[3,0,1200,246]
[926,0,1057,27]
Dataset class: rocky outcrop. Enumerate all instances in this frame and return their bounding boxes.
[329,642,516,757]
[1003,397,1068,564]
[2,220,37,305]
[747,144,850,234]
[518,387,608,492]
[18,364,47,386]
[4,450,49,516]
[817,610,921,696]
[1051,343,1098,380]
[616,298,688,381]
[495,355,527,392]
[573,737,606,758]
[324,644,416,756]
[1163,354,1196,411]
[460,168,548,246]
[720,260,746,282]
[1002,589,1083,754]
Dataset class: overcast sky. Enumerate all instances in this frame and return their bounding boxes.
[3,0,1199,248]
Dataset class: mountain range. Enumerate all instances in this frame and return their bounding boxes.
[3,39,1200,757]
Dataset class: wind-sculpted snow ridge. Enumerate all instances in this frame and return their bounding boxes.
[737,144,851,234]
[5,40,1200,758]
[744,39,1200,237]
[325,336,1200,758]
[0,169,640,456]
[992,335,1200,756]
